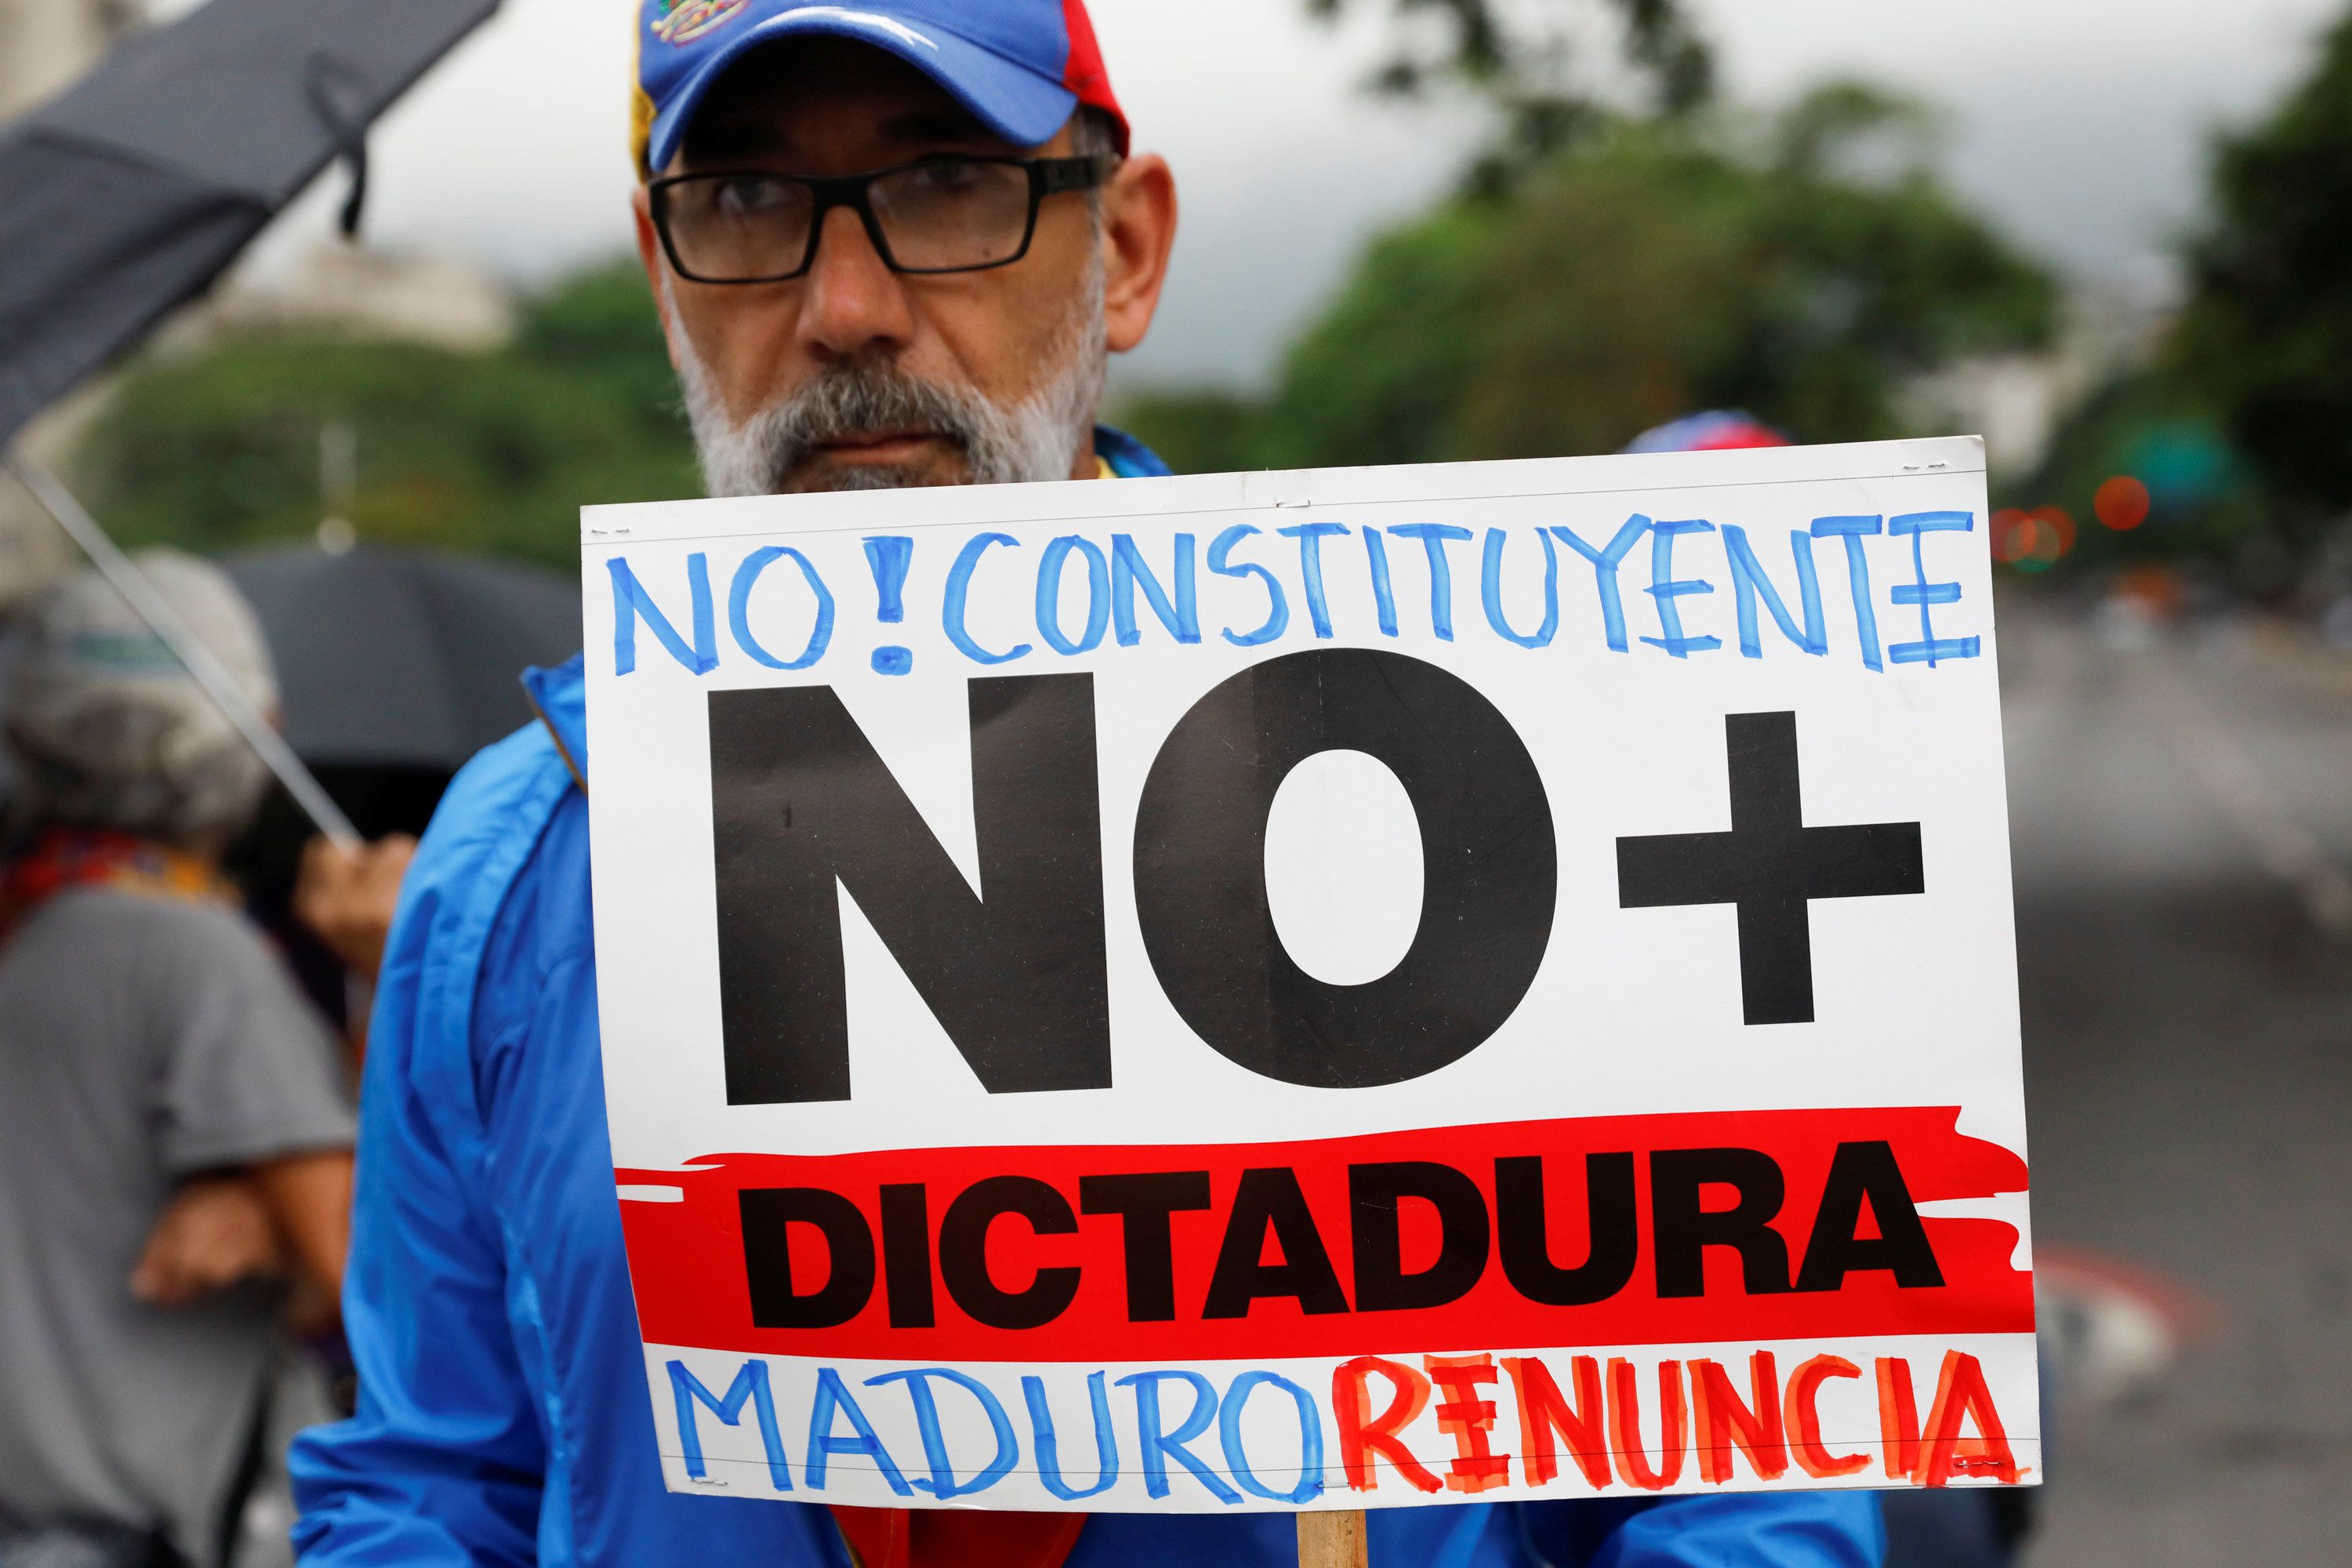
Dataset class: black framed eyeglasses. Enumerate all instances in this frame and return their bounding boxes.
[648,155,1112,285]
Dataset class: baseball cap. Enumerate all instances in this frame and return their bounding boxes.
[5,551,278,844]
[633,0,1127,178]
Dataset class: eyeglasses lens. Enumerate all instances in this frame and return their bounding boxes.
[868,161,1034,271]
[663,162,1038,281]
[665,175,817,282]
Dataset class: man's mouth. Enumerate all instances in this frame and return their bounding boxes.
[812,429,947,463]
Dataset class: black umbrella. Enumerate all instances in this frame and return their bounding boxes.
[0,0,502,448]
[227,544,581,773]
[206,543,576,1029]
[0,0,503,843]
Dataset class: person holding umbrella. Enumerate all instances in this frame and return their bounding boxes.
[288,5,1887,1566]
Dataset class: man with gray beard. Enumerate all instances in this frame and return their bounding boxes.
[671,191,1114,497]
[290,4,1884,1566]
[641,21,1167,501]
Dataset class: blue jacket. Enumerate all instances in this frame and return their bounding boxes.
[289,435,1885,1568]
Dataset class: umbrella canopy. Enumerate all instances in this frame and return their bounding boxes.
[226,544,579,771]
[0,0,501,448]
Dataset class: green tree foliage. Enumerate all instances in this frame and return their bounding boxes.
[1109,388,1268,479]
[1306,0,1713,181]
[1123,85,2055,474]
[74,259,696,571]
[2009,6,2352,585]
[2171,9,2352,549]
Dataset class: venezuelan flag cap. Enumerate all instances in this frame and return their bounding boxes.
[633,0,1126,176]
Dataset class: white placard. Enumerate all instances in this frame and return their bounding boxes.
[584,437,2036,1514]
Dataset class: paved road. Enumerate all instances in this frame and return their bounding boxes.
[2000,602,2352,1566]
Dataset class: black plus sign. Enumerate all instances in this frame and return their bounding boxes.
[1617,711,1925,1026]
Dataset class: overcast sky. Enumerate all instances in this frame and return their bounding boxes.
[242,0,2346,387]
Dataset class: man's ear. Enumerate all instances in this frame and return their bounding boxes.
[1101,153,1177,356]
[633,185,687,376]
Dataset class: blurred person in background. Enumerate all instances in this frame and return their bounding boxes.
[289,833,419,1073]
[286,4,1883,1566]
[290,837,414,990]
[0,554,357,1568]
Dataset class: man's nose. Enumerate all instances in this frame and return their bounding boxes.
[797,205,915,361]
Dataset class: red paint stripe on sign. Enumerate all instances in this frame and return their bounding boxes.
[616,1107,2030,1361]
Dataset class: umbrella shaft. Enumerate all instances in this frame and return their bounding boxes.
[4,452,363,849]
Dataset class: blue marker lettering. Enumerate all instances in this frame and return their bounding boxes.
[805,1367,913,1496]
[1360,528,1399,637]
[1640,519,1722,659]
[1481,527,1560,649]
[609,554,717,676]
[1036,535,1111,656]
[1279,521,1351,639]
[729,546,835,671]
[1810,515,1886,672]
[1721,526,1827,659]
[1388,524,1473,641]
[1219,1370,1324,1505]
[1024,1373,1120,1502]
[942,533,1033,666]
[667,1359,791,1491]
[1116,1370,1241,1504]
[862,536,913,623]
[1207,525,1288,648]
[1549,516,1651,652]
[1111,534,1200,647]
[865,1368,1018,1500]
[1888,511,1983,667]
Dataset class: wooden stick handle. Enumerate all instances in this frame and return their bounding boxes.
[1298,1510,1369,1568]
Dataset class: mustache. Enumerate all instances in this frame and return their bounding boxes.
[670,256,1109,498]
[732,358,996,491]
